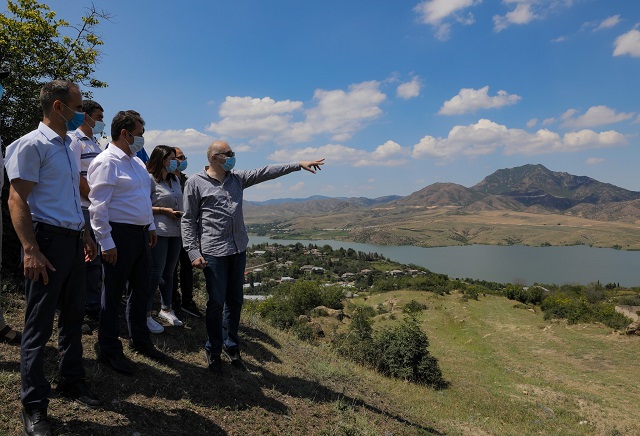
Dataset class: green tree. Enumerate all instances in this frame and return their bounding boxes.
[1,0,109,281]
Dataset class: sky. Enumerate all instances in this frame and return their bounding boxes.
[26,0,640,201]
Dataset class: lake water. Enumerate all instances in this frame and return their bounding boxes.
[248,236,640,287]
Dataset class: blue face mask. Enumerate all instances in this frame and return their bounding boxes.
[166,159,178,173]
[60,102,85,131]
[178,159,188,172]
[221,155,236,171]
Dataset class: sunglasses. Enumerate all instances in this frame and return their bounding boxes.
[215,151,235,158]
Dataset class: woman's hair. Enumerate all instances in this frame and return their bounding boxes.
[147,145,177,183]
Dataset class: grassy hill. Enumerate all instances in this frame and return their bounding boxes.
[1,285,638,435]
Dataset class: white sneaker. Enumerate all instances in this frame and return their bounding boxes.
[158,309,183,327]
[147,316,164,334]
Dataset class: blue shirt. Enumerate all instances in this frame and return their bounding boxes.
[4,122,84,231]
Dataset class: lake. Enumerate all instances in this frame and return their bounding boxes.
[248,236,640,287]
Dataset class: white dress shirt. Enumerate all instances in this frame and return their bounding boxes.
[87,143,155,251]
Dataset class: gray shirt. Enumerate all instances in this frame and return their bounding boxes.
[150,173,183,238]
[181,163,300,260]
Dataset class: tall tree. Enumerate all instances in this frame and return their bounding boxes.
[0,0,109,281]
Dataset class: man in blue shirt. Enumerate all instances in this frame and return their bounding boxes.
[5,80,101,436]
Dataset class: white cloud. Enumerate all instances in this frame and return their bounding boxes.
[411,118,627,160]
[439,86,521,115]
[613,28,640,57]
[268,141,408,168]
[561,105,635,128]
[396,77,422,99]
[542,117,556,126]
[494,2,536,32]
[586,157,604,165]
[206,81,386,144]
[144,128,215,155]
[306,81,386,142]
[414,0,480,40]
[594,15,621,31]
[526,118,538,128]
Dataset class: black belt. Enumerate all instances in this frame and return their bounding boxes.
[109,222,151,231]
[34,222,85,239]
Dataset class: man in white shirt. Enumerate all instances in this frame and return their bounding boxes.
[69,100,104,327]
[88,110,165,375]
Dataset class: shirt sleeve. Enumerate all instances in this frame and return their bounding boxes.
[68,136,83,174]
[4,137,42,184]
[181,178,202,262]
[88,158,117,250]
[239,162,301,189]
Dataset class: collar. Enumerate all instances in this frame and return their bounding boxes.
[72,128,92,141]
[107,142,130,159]
[38,122,69,145]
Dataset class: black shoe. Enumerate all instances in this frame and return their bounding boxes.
[96,344,136,375]
[204,350,223,375]
[56,379,102,408]
[222,346,246,371]
[21,408,51,436]
[181,300,203,318]
[129,340,166,361]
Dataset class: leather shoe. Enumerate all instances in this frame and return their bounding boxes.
[21,408,51,436]
[98,350,136,375]
[129,340,166,361]
[56,379,102,408]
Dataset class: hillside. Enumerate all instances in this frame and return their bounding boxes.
[1,286,637,435]
[244,164,640,248]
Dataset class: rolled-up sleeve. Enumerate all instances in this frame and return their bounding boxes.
[181,179,202,262]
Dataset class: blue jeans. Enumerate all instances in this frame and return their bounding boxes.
[202,252,245,355]
[148,236,181,312]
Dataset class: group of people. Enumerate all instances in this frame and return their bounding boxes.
[1,77,324,436]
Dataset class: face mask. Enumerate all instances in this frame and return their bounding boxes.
[92,121,106,136]
[178,159,188,172]
[166,159,178,173]
[125,132,145,154]
[62,110,85,131]
[221,155,236,171]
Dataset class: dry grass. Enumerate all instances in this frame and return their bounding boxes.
[2,287,639,435]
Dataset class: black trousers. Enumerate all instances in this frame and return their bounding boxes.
[172,246,194,306]
[98,222,152,358]
[21,226,85,411]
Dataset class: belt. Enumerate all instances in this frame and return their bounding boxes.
[34,222,85,239]
[109,222,151,231]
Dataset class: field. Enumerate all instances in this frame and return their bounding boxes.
[246,208,640,249]
[1,288,639,435]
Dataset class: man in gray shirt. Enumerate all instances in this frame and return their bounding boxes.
[181,140,323,374]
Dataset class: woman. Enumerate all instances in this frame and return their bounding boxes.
[146,145,184,332]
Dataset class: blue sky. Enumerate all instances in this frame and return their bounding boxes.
[39,0,640,200]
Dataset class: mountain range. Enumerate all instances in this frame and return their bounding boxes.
[245,164,640,223]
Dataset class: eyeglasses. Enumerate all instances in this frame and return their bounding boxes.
[175,155,187,161]
[215,151,235,158]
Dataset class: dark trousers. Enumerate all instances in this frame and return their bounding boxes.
[21,227,85,411]
[202,252,245,355]
[98,223,152,358]
[172,247,194,306]
[82,208,102,311]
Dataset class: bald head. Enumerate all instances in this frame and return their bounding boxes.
[207,140,230,162]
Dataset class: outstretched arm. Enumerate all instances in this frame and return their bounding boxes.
[300,158,325,174]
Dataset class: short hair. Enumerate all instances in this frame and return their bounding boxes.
[206,140,228,161]
[147,145,176,183]
[82,100,104,117]
[40,80,79,116]
[111,110,145,141]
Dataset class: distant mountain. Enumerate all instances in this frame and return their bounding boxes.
[472,164,640,210]
[244,164,640,222]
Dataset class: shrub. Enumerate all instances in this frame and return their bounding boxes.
[403,300,427,314]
